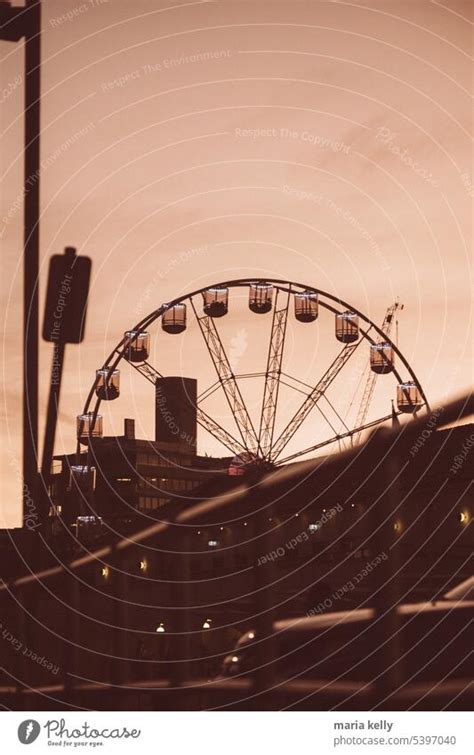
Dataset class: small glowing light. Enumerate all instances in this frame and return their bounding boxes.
[351,504,355,508]
[139,559,147,572]
[220,527,224,531]
[202,619,212,629]
[459,510,470,524]
[208,539,219,547]
[322,509,326,513]
[393,521,402,533]
[197,530,201,535]
[101,566,109,579]
[248,632,255,639]
[308,523,320,533]
[295,513,299,517]
[243,522,248,527]
[156,623,165,633]
[231,655,239,663]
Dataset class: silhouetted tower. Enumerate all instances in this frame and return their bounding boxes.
[155,377,197,454]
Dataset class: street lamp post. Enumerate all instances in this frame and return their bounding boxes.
[1,1,41,528]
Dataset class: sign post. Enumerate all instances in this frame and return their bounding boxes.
[41,247,91,522]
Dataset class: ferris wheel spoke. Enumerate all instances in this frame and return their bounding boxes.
[269,340,363,462]
[195,408,247,456]
[258,289,290,459]
[276,411,396,465]
[321,393,351,435]
[314,402,345,442]
[190,299,259,455]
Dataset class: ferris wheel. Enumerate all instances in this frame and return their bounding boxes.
[76,279,428,471]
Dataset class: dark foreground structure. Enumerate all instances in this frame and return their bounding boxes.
[0,394,472,710]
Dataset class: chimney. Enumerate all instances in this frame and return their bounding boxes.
[124,418,135,440]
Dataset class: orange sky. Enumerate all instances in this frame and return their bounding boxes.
[1,0,472,527]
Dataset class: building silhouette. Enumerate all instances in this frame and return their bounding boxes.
[0,397,472,710]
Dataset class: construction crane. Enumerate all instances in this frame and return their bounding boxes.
[353,300,403,443]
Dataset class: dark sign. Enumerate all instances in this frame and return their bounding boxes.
[42,247,91,344]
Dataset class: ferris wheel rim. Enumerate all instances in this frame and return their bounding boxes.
[78,278,429,462]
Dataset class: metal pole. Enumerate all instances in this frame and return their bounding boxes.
[23,0,41,526]
[40,340,65,495]
[252,473,277,708]
[373,429,403,707]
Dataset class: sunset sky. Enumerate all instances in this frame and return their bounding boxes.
[1,0,472,527]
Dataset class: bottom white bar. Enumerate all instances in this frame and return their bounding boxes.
[2,711,472,754]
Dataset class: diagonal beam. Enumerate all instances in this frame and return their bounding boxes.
[270,341,362,462]
[195,408,247,456]
[354,362,373,439]
[258,289,290,458]
[276,412,397,465]
[190,300,259,454]
[353,302,401,443]
[132,360,164,385]
[198,379,223,403]
[128,359,245,456]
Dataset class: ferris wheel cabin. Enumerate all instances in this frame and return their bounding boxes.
[249,282,273,314]
[76,412,103,444]
[397,382,424,413]
[203,286,229,317]
[95,368,120,400]
[162,303,187,334]
[294,291,319,322]
[335,311,359,343]
[370,343,395,374]
[124,330,150,362]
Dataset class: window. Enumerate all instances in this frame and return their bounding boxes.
[137,452,173,467]
[138,494,172,510]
